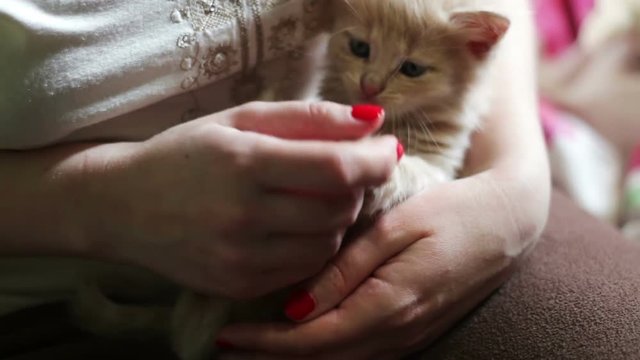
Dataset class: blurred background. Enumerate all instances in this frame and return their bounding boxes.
[531,0,640,240]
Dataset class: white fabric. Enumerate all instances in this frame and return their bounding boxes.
[0,0,322,315]
[548,113,623,222]
[0,0,320,149]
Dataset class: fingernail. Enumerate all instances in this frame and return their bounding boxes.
[397,140,405,161]
[284,290,316,321]
[215,338,236,350]
[351,104,384,123]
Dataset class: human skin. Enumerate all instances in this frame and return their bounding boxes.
[214,0,552,358]
[0,101,399,300]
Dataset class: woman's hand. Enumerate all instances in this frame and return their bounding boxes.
[82,101,399,299]
[16,101,399,299]
[214,0,549,356]
[214,166,548,359]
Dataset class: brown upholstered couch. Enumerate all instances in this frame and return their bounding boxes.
[2,191,640,359]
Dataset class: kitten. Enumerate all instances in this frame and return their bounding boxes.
[73,1,511,359]
[322,0,510,215]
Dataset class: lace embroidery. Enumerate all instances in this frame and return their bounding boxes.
[201,44,239,78]
[268,17,299,55]
[169,0,323,99]
[303,0,322,37]
[170,0,244,90]
[177,0,237,32]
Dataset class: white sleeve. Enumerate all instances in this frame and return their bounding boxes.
[0,0,199,149]
[0,0,322,149]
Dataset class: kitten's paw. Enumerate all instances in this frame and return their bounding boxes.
[362,173,419,216]
[171,292,231,360]
[361,156,450,216]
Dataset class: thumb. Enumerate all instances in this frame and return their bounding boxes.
[283,211,416,322]
[226,101,384,141]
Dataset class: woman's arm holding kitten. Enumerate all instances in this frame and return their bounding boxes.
[463,0,551,245]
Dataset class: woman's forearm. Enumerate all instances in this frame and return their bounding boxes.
[464,0,551,245]
[0,143,125,257]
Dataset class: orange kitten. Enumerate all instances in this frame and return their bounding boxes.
[322,0,510,214]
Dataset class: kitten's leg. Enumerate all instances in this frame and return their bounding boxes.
[362,155,452,216]
[171,291,232,360]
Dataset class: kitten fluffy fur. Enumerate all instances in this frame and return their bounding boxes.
[74,1,512,359]
[321,0,509,214]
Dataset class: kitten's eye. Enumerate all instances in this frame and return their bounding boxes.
[349,38,370,59]
[400,61,431,78]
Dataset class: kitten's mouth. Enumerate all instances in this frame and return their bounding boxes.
[358,95,380,105]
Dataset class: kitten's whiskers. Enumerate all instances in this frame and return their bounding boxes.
[417,108,442,154]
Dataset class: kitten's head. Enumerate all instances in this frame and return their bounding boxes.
[321,0,510,118]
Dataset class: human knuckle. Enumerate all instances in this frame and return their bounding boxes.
[328,232,344,255]
[370,220,392,245]
[305,101,333,122]
[230,140,260,175]
[390,303,421,331]
[369,160,394,187]
[237,101,268,118]
[310,233,342,261]
[324,260,349,297]
[219,204,257,235]
[325,152,351,187]
[381,160,396,181]
[375,286,423,331]
[327,212,352,230]
[328,204,357,230]
[344,203,361,226]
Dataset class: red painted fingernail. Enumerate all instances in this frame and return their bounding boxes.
[215,338,235,350]
[351,104,384,123]
[284,290,316,321]
[397,140,405,161]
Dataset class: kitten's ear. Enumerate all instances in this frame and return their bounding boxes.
[450,11,510,60]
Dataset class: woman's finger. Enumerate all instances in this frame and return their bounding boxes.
[226,101,385,141]
[252,135,400,192]
[216,272,403,354]
[218,344,391,360]
[257,191,363,233]
[253,233,345,282]
[217,306,362,354]
[283,199,429,322]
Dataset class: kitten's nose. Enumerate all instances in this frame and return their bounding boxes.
[360,76,384,99]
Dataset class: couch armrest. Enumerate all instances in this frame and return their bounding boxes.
[419,190,640,360]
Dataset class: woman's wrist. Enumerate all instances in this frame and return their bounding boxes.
[0,141,138,259]
[59,141,143,262]
[483,157,551,255]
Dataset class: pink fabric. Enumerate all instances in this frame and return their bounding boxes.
[535,0,595,145]
[534,0,595,57]
[539,98,576,145]
[630,145,640,171]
